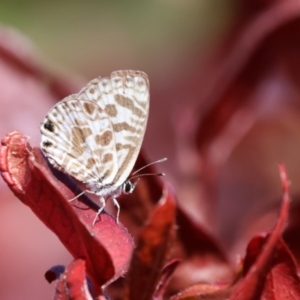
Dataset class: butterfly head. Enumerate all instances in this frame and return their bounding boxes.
[121,158,167,195]
[122,179,140,195]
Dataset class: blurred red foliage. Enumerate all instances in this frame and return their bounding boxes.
[2,1,300,299]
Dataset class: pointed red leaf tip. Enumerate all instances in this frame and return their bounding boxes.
[124,186,176,300]
[0,131,135,291]
[54,259,94,300]
[230,164,296,300]
[153,259,181,300]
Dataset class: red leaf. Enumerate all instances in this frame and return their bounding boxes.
[230,164,295,299]
[169,282,232,300]
[153,259,181,300]
[54,259,94,300]
[261,239,300,299]
[0,131,135,293]
[243,235,300,300]
[125,186,176,300]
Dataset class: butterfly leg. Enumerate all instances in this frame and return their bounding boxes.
[68,190,86,202]
[92,197,106,226]
[112,198,120,224]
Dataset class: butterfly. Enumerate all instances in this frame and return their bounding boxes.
[40,70,149,224]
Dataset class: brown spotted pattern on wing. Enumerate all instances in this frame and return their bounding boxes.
[40,99,118,184]
[95,131,113,147]
[72,70,149,188]
[103,153,113,163]
[114,94,145,118]
[105,104,117,117]
[112,122,139,133]
[83,101,96,115]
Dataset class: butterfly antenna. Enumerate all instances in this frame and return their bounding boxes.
[131,157,167,176]
[129,172,165,181]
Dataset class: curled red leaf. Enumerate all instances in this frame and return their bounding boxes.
[153,259,181,300]
[0,131,135,292]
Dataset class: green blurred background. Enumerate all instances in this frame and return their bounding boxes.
[0,0,231,76]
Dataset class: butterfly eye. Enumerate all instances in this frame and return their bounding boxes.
[123,181,134,194]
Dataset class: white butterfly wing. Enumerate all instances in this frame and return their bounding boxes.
[40,99,119,186]
[76,70,149,186]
